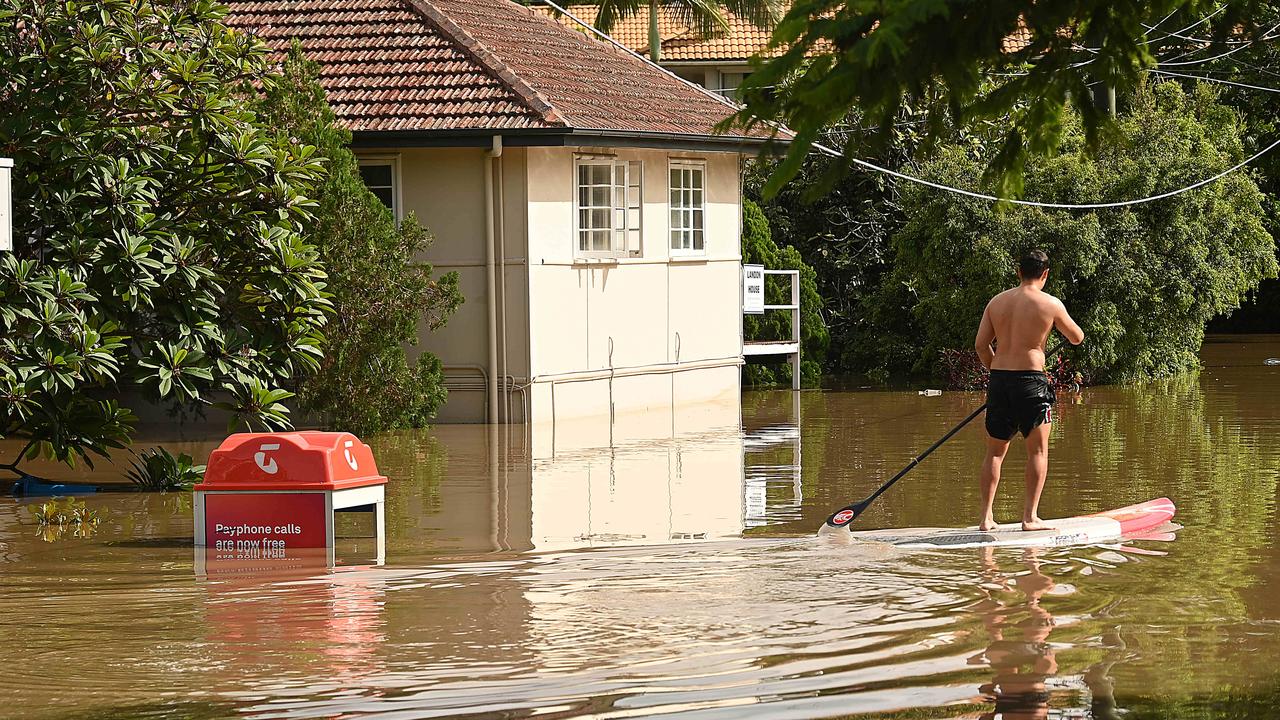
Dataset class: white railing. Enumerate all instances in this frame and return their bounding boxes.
[743,268,801,390]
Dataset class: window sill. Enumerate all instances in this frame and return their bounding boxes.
[669,254,709,263]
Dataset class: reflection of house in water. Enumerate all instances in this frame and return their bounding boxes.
[375,401,745,556]
[742,391,803,528]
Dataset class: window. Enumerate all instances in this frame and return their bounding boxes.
[669,161,705,254]
[575,159,642,256]
[717,71,750,100]
[357,158,398,219]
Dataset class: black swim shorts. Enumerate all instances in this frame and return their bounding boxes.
[985,370,1055,441]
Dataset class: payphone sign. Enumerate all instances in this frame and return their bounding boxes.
[204,493,328,550]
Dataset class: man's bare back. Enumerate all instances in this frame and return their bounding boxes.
[975,286,1080,372]
[974,251,1084,533]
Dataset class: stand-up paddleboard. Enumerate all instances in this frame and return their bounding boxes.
[824,498,1177,549]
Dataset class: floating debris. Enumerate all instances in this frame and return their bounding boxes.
[1265,358,1280,366]
[918,389,942,397]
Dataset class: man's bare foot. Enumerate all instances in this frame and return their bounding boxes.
[1021,518,1054,531]
[978,519,999,532]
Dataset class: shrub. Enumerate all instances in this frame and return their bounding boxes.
[126,448,205,492]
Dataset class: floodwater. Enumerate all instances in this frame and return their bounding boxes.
[2,336,1280,719]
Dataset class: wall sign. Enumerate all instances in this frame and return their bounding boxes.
[743,264,764,315]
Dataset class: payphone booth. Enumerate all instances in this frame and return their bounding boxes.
[194,432,387,573]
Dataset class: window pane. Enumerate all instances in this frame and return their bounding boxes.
[579,209,590,229]
[670,188,681,206]
[671,230,682,249]
[591,186,610,207]
[579,186,590,207]
[359,164,393,187]
[628,186,640,206]
[691,170,703,189]
[693,230,704,250]
[614,208,625,228]
[593,230,610,251]
[613,185,625,208]
[579,230,590,251]
[693,209,703,230]
[670,209,681,229]
[627,208,640,228]
[591,209,610,229]
[590,165,611,184]
[670,168,680,187]
[370,187,394,210]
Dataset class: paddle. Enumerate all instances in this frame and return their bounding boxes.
[823,341,1069,530]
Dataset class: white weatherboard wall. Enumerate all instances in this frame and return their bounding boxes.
[525,146,744,437]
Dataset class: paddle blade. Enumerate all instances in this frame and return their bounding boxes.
[824,500,870,530]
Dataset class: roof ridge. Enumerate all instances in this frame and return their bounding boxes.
[404,0,568,127]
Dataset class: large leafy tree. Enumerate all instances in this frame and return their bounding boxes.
[259,47,464,435]
[733,0,1268,198]
[872,81,1276,382]
[591,0,780,63]
[0,0,328,472]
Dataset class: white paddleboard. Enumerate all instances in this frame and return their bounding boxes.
[823,498,1177,549]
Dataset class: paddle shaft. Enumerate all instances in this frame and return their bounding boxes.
[825,341,1069,528]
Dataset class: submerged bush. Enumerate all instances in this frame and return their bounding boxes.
[126,448,205,492]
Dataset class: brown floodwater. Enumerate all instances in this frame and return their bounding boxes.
[2,336,1279,719]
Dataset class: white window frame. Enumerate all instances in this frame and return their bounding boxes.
[669,159,707,257]
[356,155,402,221]
[573,157,642,259]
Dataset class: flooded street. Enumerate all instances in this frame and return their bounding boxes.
[2,336,1280,719]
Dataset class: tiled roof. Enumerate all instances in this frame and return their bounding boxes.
[543,5,1034,62]
[224,0,779,141]
[540,5,782,62]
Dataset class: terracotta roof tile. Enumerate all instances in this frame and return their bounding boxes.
[224,0,780,140]
[540,5,783,62]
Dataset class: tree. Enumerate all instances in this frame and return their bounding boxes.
[741,199,828,387]
[873,81,1276,383]
[0,0,328,473]
[590,0,779,63]
[259,47,464,435]
[731,0,1269,199]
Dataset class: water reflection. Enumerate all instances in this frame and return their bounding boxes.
[1,337,1280,719]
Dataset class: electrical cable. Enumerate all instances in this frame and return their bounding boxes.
[809,137,1280,210]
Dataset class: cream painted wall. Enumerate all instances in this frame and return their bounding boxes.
[368,147,531,423]
[362,144,745,427]
[525,146,744,426]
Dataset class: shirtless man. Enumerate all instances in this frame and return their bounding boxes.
[974,250,1085,532]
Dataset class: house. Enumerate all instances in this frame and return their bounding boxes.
[225,0,786,429]
[538,5,782,99]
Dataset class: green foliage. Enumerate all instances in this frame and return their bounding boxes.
[0,0,329,468]
[258,47,463,435]
[31,497,101,527]
[741,199,828,387]
[731,0,1267,199]
[126,447,205,492]
[869,81,1277,382]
